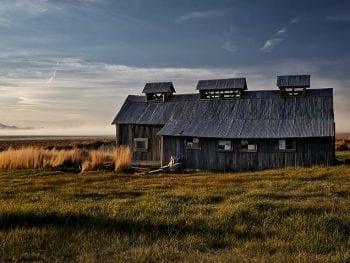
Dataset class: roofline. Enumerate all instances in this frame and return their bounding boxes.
[196,77,247,90]
[157,134,334,139]
[130,88,333,100]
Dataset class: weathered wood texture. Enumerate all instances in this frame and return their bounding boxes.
[116,123,335,170]
[113,89,334,139]
[116,124,162,162]
[162,136,334,171]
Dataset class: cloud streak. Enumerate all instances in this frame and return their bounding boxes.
[222,41,238,53]
[46,70,56,84]
[260,38,283,52]
[0,0,60,26]
[175,10,224,23]
[46,61,59,84]
[326,14,350,22]
[260,18,299,52]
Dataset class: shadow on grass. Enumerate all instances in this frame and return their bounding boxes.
[68,191,143,200]
[0,210,270,242]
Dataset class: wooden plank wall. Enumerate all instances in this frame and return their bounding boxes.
[162,137,334,171]
[116,124,162,162]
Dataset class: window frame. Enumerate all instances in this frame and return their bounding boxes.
[133,138,149,152]
[146,93,164,102]
[217,140,233,152]
[240,140,258,152]
[200,89,242,100]
[185,137,201,150]
[278,139,296,152]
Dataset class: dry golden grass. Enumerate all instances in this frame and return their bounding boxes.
[113,145,132,171]
[81,146,131,172]
[0,146,131,172]
[0,148,44,170]
[90,150,105,168]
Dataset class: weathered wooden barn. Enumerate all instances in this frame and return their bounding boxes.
[112,75,335,171]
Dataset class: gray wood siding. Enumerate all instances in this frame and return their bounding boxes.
[116,124,162,163]
[162,137,334,171]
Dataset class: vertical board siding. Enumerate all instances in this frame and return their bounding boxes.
[116,124,162,162]
[162,136,334,171]
[116,124,334,170]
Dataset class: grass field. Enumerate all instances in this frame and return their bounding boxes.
[0,136,349,262]
[1,165,350,262]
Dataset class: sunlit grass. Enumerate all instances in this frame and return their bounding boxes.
[0,165,349,262]
[0,146,131,173]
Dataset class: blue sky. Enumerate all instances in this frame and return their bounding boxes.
[0,0,349,134]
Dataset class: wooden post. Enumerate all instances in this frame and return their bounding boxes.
[115,125,120,147]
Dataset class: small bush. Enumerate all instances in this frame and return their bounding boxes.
[337,142,349,151]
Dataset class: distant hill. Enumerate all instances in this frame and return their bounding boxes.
[0,123,34,130]
[0,123,20,130]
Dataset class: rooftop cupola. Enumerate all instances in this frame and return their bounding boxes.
[196,77,247,99]
[277,74,310,97]
[142,82,176,102]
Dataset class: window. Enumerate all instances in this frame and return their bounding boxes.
[279,139,296,151]
[134,138,148,152]
[200,89,242,99]
[146,93,164,102]
[185,138,201,150]
[217,140,232,151]
[240,140,257,152]
[280,87,306,97]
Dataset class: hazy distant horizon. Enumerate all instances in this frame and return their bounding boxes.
[0,124,349,137]
[0,126,115,137]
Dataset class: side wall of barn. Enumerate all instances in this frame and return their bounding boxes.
[162,137,334,171]
[116,124,162,164]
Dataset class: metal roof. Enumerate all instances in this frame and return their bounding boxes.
[196,78,247,91]
[277,75,310,88]
[142,82,175,93]
[112,89,334,139]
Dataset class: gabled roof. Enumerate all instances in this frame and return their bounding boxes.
[112,89,334,139]
[142,82,175,93]
[196,78,247,91]
[277,75,310,88]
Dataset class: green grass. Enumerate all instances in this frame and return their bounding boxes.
[336,151,350,163]
[0,165,350,262]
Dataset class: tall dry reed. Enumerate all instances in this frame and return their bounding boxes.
[113,146,132,171]
[0,146,131,173]
[81,146,131,172]
[0,148,83,170]
[81,150,108,173]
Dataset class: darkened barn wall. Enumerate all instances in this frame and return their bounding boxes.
[116,124,162,163]
[162,136,334,171]
[115,123,335,170]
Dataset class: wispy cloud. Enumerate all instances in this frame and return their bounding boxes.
[0,0,60,26]
[46,61,59,84]
[326,14,350,22]
[260,18,299,52]
[277,27,287,34]
[0,0,102,27]
[290,17,299,24]
[46,70,56,84]
[175,10,224,23]
[221,25,238,53]
[260,38,283,52]
[1,56,350,132]
[222,41,238,53]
